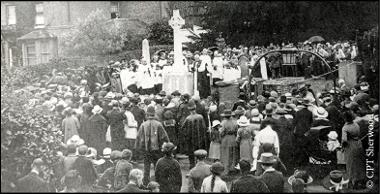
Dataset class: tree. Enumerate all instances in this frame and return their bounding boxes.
[1,64,64,192]
[197,2,379,46]
[61,9,141,57]
[146,19,173,45]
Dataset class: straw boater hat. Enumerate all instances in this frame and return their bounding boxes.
[212,120,221,128]
[302,97,313,106]
[322,170,349,192]
[258,153,276,164]
[194,149,208,157]
[276,108,287,115]
[288,170,314,185]
[313,107,328,118]
[237,116,250,127]
[66,135,85,146]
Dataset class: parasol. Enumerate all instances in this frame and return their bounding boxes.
[307,36,325,43]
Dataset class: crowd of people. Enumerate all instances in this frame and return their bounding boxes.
[7,34,377,193]
[83,40,359,100]
[11,55,378,192]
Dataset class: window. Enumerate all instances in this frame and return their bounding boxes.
[26,43,36,66]
[35,3,44,26]
[40,40,51,63]
[7,5,16,25]
[110,1,120,19]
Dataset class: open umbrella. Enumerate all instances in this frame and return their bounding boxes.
[307,36,325,43]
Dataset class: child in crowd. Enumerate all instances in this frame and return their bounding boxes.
[147,181,160,192]
[209,120,222,162]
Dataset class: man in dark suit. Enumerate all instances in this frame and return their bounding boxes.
[117,169,148,193]
[72,145,98,192]
[16,158,50,192]
[293,98,313,167]
[231,159,269,193]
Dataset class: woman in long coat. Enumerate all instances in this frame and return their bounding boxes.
[219,110,239,175]
[106,101,127,151]
[236,116,254,163]
[62,108,80,143]
[155,142,182,193]
[88,105,108,156]
[341,111,366,188]
[79,103,93,145]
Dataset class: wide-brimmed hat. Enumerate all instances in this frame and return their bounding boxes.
[302,97,313,106]
[221,110,232,117]
[322,170,349,192]
[250,108,260,117]
[258,153,276,164]
[248,100,257,108]
[212,120,221,128]
[257,95,266,102]
[194,149,208,157]
[171,90,181,96]
[285,103,296,112]
[92,105,103,114]
[161,142,177,153]
[270,91,279,98]
[102,147,112,159]
[210,162,225,175]
[66,135,85,146]
[288,170,313,185]
[110,150,122,160]
[276,108,287,115]
[263,104,274,115]
[234,106,245,116]
[237,116,249,127]
[313,107,328,118]
[108,99,119,107]
[158,91,166,97]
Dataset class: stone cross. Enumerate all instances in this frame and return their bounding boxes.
[169,10,185,73]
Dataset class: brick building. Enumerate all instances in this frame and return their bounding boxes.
[2,1,205,66]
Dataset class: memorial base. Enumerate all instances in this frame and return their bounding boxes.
[163,71,194,95]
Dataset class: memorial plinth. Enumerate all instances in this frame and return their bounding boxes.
[162,10,194,95]
[163,70,194,95]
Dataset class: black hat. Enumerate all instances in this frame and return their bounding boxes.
[188,100,196,110]
[161,142,177,153]
[171,90,181,96]
[238,159,251,172]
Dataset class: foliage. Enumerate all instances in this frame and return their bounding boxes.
[199,1,379,46]
[60,9,141,57]
[1,66,64,192]
[185,31,218,52]
[146,19,174,45]
[1,57,86,89]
